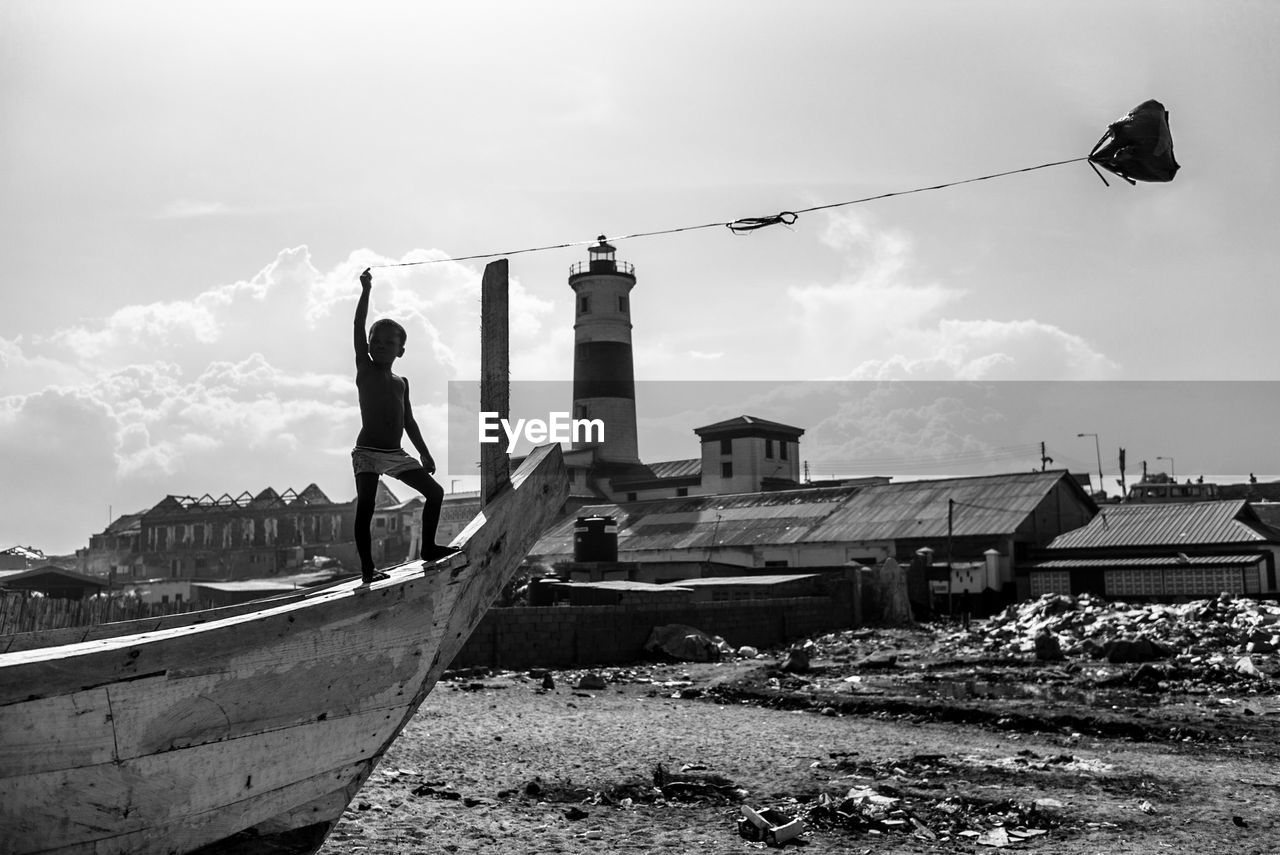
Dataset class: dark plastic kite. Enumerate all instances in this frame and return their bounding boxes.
[1088,99,1179,185]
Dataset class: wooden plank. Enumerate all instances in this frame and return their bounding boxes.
[14,761,368,855]
[421,444,567,686]
[480,258,510,504]
[105,602,439,759]
[0,565,445,705]
[0,708,398,852]
[0,689,116,776]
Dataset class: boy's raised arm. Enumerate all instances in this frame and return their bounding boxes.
[354,268,372,365]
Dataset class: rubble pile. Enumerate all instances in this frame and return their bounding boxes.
[499,764,747,807]
[794,753,1062,845]
[964,593,1280,665]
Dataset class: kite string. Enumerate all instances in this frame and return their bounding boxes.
[373,156,1092,268]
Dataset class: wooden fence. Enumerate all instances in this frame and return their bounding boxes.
[0,592,202,636]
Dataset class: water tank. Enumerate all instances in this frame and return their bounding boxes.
[573,515,618,562]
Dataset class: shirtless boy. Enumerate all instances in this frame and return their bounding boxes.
[352,267,456,583]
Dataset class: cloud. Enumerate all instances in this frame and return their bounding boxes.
[0,335,93,395]
[849,319,1119,380]
[784,211,1118,380]
[0,388,121,551]
[1,246,558,554]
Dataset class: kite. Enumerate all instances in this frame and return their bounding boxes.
[1088,99,1180,186]
[374,98,1183,267]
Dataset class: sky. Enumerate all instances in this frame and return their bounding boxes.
[2,1,1278,555]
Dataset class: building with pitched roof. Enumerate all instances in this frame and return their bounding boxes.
[1030,499,1280,600]
[531,470,1096,606]
[0,565,108,599]
[77,482,424,581]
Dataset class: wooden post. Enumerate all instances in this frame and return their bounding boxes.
[480,259,510,504]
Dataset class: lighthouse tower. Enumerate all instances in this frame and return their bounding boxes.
[569,237,640,464]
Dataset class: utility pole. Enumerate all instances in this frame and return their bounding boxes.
[1039,442,1053,471]
[1077,432,1104,498]
[947,498,954,617]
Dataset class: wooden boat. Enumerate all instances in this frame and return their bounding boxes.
[0,443,567,855]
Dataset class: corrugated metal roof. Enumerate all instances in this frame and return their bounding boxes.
[673,574,820,587]
[551,580,691,592]
[809,471,1080,541]
[531,471,1085,557]
[532,486,859,555]
[1045,500,1268,549]
[646,459,701,479]
[1028,554,1266,569]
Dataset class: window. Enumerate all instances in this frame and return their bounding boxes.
[579,296,590,314]
[618,295,628,312]
[765,439,774,458]
[676,487,688,497]
[721,461,733,478]
[390,518,398,531]
[765,560,789,568]
[375,517,386,529]
[720,438,732,455]
[626,492,637,501]
[780,442,788,460]
[161,595,170,604]
[175,593,183,603]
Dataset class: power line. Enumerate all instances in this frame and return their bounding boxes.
[372,156,1090,268]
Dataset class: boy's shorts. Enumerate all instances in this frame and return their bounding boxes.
[351,446,423,478]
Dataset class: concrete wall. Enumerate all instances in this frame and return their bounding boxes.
[449,589,857,670]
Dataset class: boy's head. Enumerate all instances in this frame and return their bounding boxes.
[368,318,407,364]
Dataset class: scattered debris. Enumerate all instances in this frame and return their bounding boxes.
[739,805,805,846]
[1034,631,1064,661]
[576,672,608,690]
[644,624,723,662]
[498,764,747,808]
[781,639,815,673]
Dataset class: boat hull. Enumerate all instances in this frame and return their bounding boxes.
[0,445,566,855]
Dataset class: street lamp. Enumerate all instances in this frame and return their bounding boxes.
[1156,456,1175,481]
[1077,432,1104,496]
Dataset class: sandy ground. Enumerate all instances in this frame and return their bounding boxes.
[316,650,1280,855]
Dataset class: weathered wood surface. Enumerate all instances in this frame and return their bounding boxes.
[0,444,567,855]
[0,576,350,654]
[480,257,511,504]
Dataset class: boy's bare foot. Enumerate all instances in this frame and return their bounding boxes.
[422,545,460,563]
[360,570,391,585]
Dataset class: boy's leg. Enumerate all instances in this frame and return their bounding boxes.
[394,467,455,561]
[354,472,381,580]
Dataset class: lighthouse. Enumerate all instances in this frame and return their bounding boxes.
[568,237,640,464]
